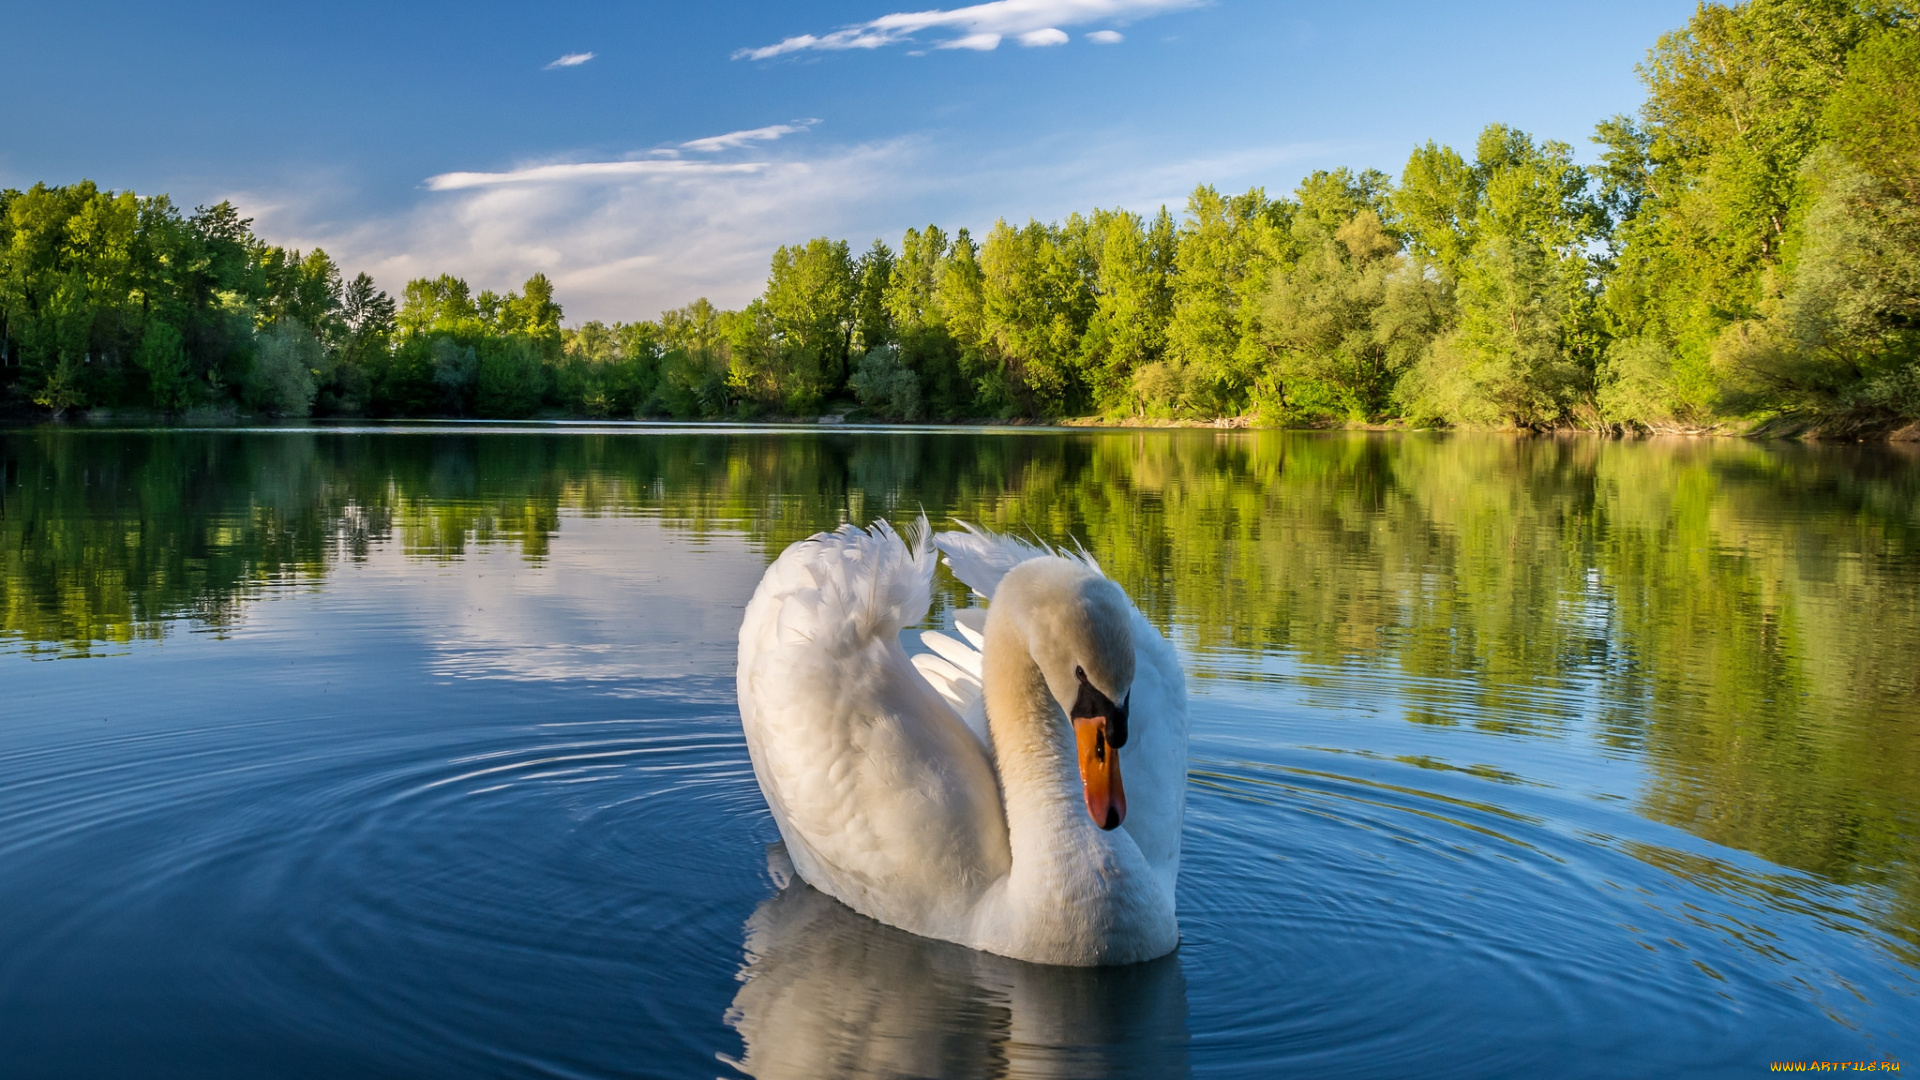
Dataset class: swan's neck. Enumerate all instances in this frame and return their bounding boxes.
[974,577,1177,964]
[980,625,1111,881]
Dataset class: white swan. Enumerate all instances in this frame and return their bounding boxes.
[736,519,1188,966]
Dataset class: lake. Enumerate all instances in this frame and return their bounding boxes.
[1,425,1915,1077]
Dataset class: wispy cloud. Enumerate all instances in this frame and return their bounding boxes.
[247,126,1339,326]
[1086,29,1124,43]
[680,120,819,153]
[544,52,596,69]
[425,159,766,191]
[735,0,1198,59]
[263,138,923,323]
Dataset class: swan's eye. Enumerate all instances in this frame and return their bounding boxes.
[1070,667,1128,748]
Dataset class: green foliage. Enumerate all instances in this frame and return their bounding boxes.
[1714,149,1920,421]
[979,217,1098,416]
[476,336,544,418]
[642,299,732,418]
[134,320,192,412]
[1403,236,1583,428]
[430,337,478,415]
[1825,25,1920,202]
[655,349,730,419]
[1079,208,1176,413]
[764,238,856,408]
[1597,337,1718,428]
[1597,0,1912,432]
[849,345,923,419]
[1260,207,1442,421]
[246,321,320,417]
[853,240,895,353]
[557,320,659,418]
[1166,186,1284,415]
[1396,143,1480,273]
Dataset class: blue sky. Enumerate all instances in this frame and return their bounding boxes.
[2,0,1694,322]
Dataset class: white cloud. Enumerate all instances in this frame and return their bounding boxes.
[943,33,1003,51]
[241,125,1340,327]
[1086,29,1124,43]
[1018,28,1070,47]
[680,120,818,153]
[257,137,924,324]
[425,159,767,191]
[735,0,1197,59]
[544,52,596,69]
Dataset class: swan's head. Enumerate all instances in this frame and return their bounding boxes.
[999,558,1135,831]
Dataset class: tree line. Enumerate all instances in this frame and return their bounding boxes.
[2,0,1915,433]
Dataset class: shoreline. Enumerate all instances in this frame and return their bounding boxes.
[3,408,1916,444]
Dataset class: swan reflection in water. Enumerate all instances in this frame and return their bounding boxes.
[724,845,1191,1080]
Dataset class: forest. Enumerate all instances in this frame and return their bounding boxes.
[2,0,1916,434]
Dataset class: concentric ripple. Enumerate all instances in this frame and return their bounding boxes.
[1173,735,1918,1076]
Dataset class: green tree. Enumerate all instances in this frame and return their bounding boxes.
[849,345,923,419]
[979,218,1096,416]
[1600,0,1902,428]
[134,320,192,412]
[476,337,545,418]
[764,238,856,410]
[1262,208,1444,420]
[1395,143,1480,275]
[246,319,320,416]
[498,272,564,360]
[1166,186,1284,416]
[853,240,896,353]
[1080,208,1176,413]
[883,226,981,418]
[1399,125,1606,428]
[398,275,479,338]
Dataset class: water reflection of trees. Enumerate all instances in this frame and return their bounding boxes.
[3,427,1915,947]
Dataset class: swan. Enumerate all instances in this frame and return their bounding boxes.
[736,519,1188,966]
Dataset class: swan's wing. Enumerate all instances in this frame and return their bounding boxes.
[1119,609,1189,899]
[934,521,1087,600]
[738,519,1011,935]
[912,623,988,746]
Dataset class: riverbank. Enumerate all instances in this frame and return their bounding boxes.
[5,403,1918,443]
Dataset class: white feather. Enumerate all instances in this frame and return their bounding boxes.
[953,607,987,648]
[934,520,1101,599]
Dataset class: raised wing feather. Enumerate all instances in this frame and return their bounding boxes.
[937,522,1066,599]
[1116,609,1188,895]
[912,628,988,745]
[737,519,1011,936]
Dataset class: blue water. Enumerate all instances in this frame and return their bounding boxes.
[0,427,1914,1077]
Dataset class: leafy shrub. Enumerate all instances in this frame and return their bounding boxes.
[850,346,923,420]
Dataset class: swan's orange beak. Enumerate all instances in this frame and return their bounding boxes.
[1074,716,1126,830]
[1070,667,1130,830]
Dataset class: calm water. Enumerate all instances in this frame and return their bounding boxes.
[2,426,1916,1078]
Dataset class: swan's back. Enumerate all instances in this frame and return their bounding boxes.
[737,521,1011,938]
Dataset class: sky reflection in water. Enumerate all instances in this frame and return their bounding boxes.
[0,427,1915,1077]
